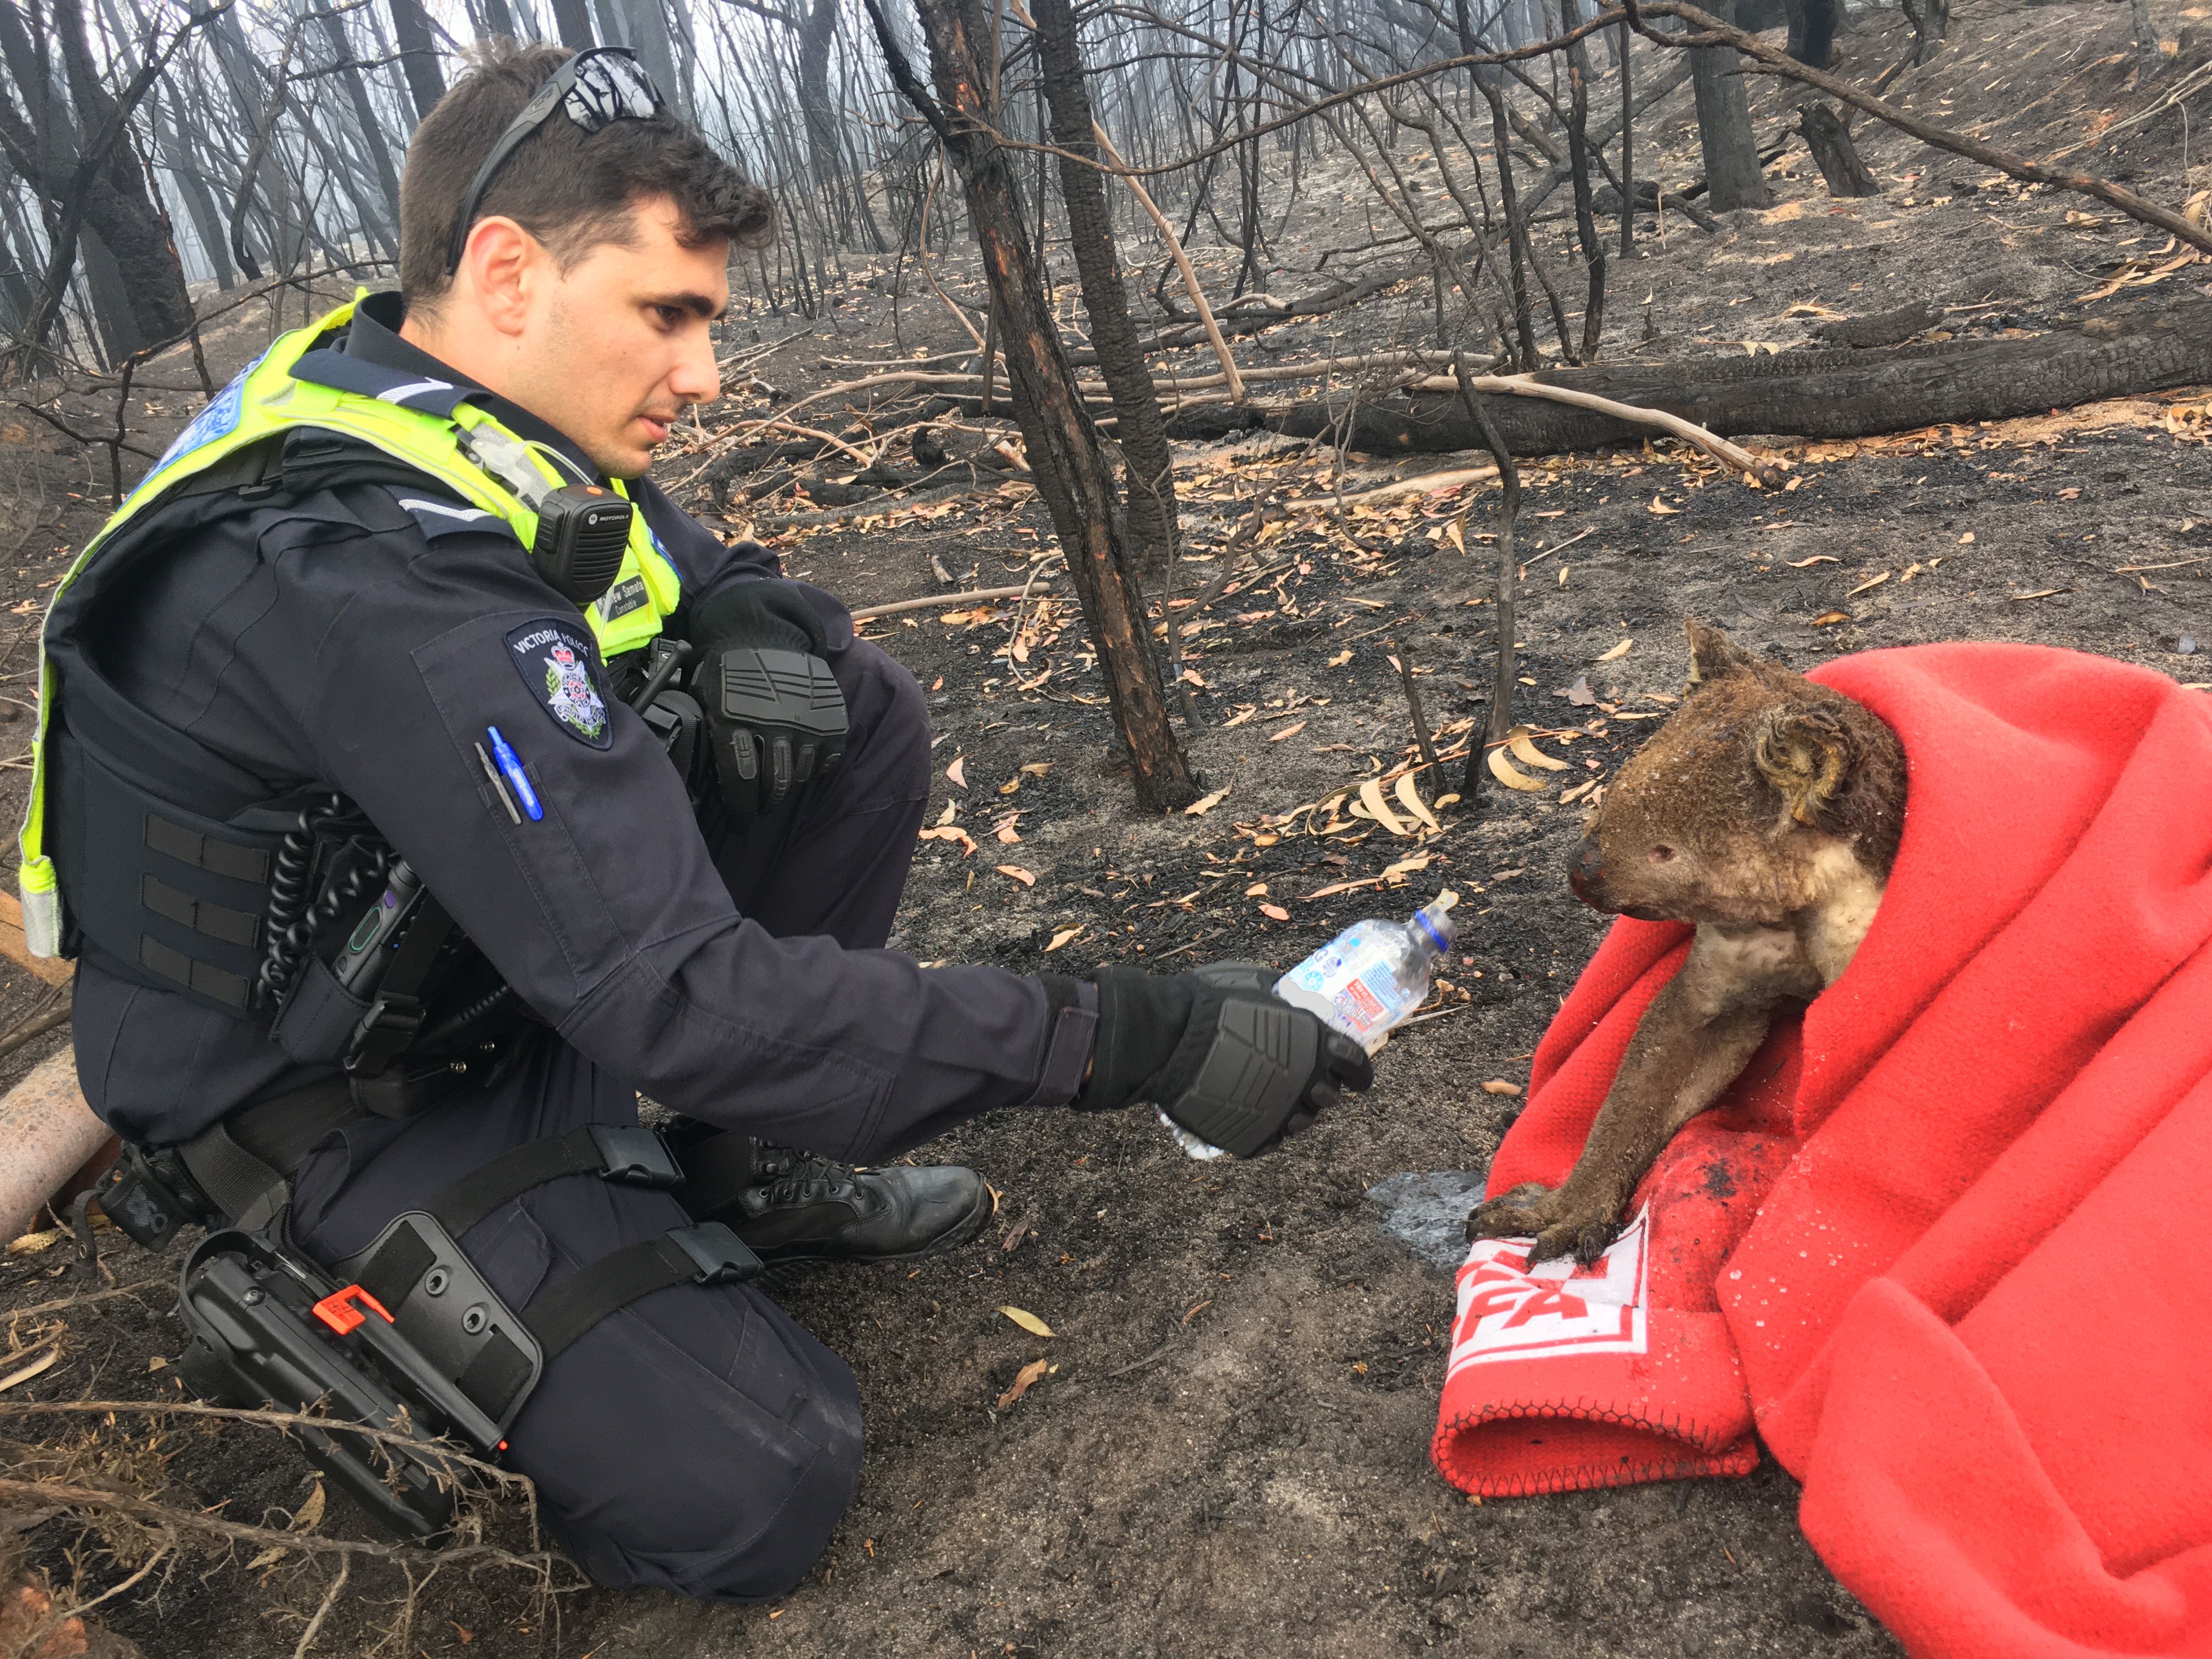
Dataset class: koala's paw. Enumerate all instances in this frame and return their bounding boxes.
[1525,1213,1623,1269]
[1463,1182,1562,1243]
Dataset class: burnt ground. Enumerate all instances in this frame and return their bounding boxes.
[1,3,2209,1654]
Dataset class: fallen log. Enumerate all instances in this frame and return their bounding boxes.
[0,1049,106,1245]
[1178,293,2212,455]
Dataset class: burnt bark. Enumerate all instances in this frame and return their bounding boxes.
[1688,0,1771,212]
[797,0,845,185]
[388,0,447,120]
[1185,294,2212,453]
[0,0,197,359]
[1796,100,1878,197]
[1560,0,1605,360]
[866,0,1197,811]
[1028,0,1179,574]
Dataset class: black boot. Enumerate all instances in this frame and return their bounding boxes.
[675,1130,992,1266]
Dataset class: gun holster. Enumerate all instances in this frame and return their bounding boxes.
[177,1223,524,1540]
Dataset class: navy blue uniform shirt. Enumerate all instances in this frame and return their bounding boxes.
[66,292,1090,1155]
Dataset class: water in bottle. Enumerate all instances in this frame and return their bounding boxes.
[1157,891,1460,1160]
[1273,891,1460,1055]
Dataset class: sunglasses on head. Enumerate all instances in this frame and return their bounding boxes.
[444,48,665,275]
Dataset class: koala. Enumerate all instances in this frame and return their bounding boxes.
[1466,620,1907,1267]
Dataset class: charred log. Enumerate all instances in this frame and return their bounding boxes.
[1178,295,2212,454]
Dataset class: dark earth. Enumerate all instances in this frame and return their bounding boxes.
[0,3,2207,1653]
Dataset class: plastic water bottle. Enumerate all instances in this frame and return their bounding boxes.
[1273,892,1460,1056]
[1158,891,1460,1161]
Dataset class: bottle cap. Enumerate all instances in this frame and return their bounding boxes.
[1414,894,1459,952]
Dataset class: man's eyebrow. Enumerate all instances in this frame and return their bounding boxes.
[650,291,726,320]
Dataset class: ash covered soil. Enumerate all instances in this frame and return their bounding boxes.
[0,4,2209,1655]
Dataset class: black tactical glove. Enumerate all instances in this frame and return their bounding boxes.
[687,580,848,822]
[1071,962,1373,1158]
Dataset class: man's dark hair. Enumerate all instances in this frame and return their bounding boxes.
[399,38,774,307]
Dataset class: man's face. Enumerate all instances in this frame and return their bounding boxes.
[503,194,727,478]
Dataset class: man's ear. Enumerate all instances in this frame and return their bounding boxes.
[1684,619,1759,687]
[1752,704,1853,830]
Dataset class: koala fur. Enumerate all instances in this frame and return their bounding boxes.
[1465,620,1907,1266]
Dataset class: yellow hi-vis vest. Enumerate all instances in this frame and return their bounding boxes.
[15,295,681,957]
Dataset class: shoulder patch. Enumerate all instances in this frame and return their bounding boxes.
[506,618,613,748]
[391,490,516,544]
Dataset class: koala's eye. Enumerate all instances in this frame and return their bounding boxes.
[1646,845,1678,864]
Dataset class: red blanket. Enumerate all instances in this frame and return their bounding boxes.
[1430,644,2212,1658]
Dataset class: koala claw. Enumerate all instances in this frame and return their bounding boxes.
[1465,1183,1622,1269]
[1523,1215,1622,1269]
[1463,1182,1560,1244]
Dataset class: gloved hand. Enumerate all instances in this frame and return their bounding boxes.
[686,580,848,821]
[1073,962,1373,1157]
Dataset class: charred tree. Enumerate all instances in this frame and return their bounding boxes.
[1796,100,1877,197]
[310,6,405,228]
[550,0,598,48]
[866,0,1198,811]
[388,0,447,121]
[1032,0,1180,575]
[1560,0,1605,360]
[0,0,197,362]
[1688,1,1770,212]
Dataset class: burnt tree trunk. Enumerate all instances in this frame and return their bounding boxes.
[388,0,447,121]
[550,0,597,48]
[0,0,196,356]
[867,0,1198,811]
[1201,293,2212,454]
[313,7,404,228]
[1474,70,1539,368]
[1689,0,1771,212]
[796,0,846,187]
[1560,0,1605,361]
[1032,0,1180,577]
[1796,100,1878,196]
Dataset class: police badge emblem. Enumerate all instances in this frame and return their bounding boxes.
[505,619,612,747]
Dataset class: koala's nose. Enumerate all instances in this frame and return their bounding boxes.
[1568,838,1606,907]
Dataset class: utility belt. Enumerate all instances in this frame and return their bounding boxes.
[101,1084,768,1539]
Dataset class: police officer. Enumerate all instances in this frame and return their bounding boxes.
[24,40,1369,1599]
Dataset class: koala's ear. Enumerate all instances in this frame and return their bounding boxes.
[1752,705,1852,830]
[1684,619,1758,687]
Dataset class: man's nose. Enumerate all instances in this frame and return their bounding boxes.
[1568,838,1606,906]
[670,333,720,407]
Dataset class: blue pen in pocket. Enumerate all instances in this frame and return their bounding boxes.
[486,725,544,821]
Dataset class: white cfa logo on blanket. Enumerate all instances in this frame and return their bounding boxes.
[1447,1206,1650,1376]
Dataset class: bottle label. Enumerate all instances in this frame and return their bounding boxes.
[1286,931,1409,1043]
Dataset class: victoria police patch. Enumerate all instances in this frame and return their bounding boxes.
[506,619,612,748]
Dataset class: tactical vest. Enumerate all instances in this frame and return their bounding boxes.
[15,295,681,1012]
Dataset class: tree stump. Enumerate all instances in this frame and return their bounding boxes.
[1797,101,1881,197]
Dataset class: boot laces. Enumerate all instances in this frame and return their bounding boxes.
[752,1142,857,1207]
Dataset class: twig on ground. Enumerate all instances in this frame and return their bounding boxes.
[0,991,72,1062]
[0,1474,558,1570]
[759,477,1033,534]
[289,1553,349,1659]
[1519,524,1601,568]
[851,579,1062,620]
[0,1397,529,1491]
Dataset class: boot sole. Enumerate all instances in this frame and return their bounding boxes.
[743,1177,996,1268]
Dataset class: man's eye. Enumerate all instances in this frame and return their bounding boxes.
[653,306,685,327]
